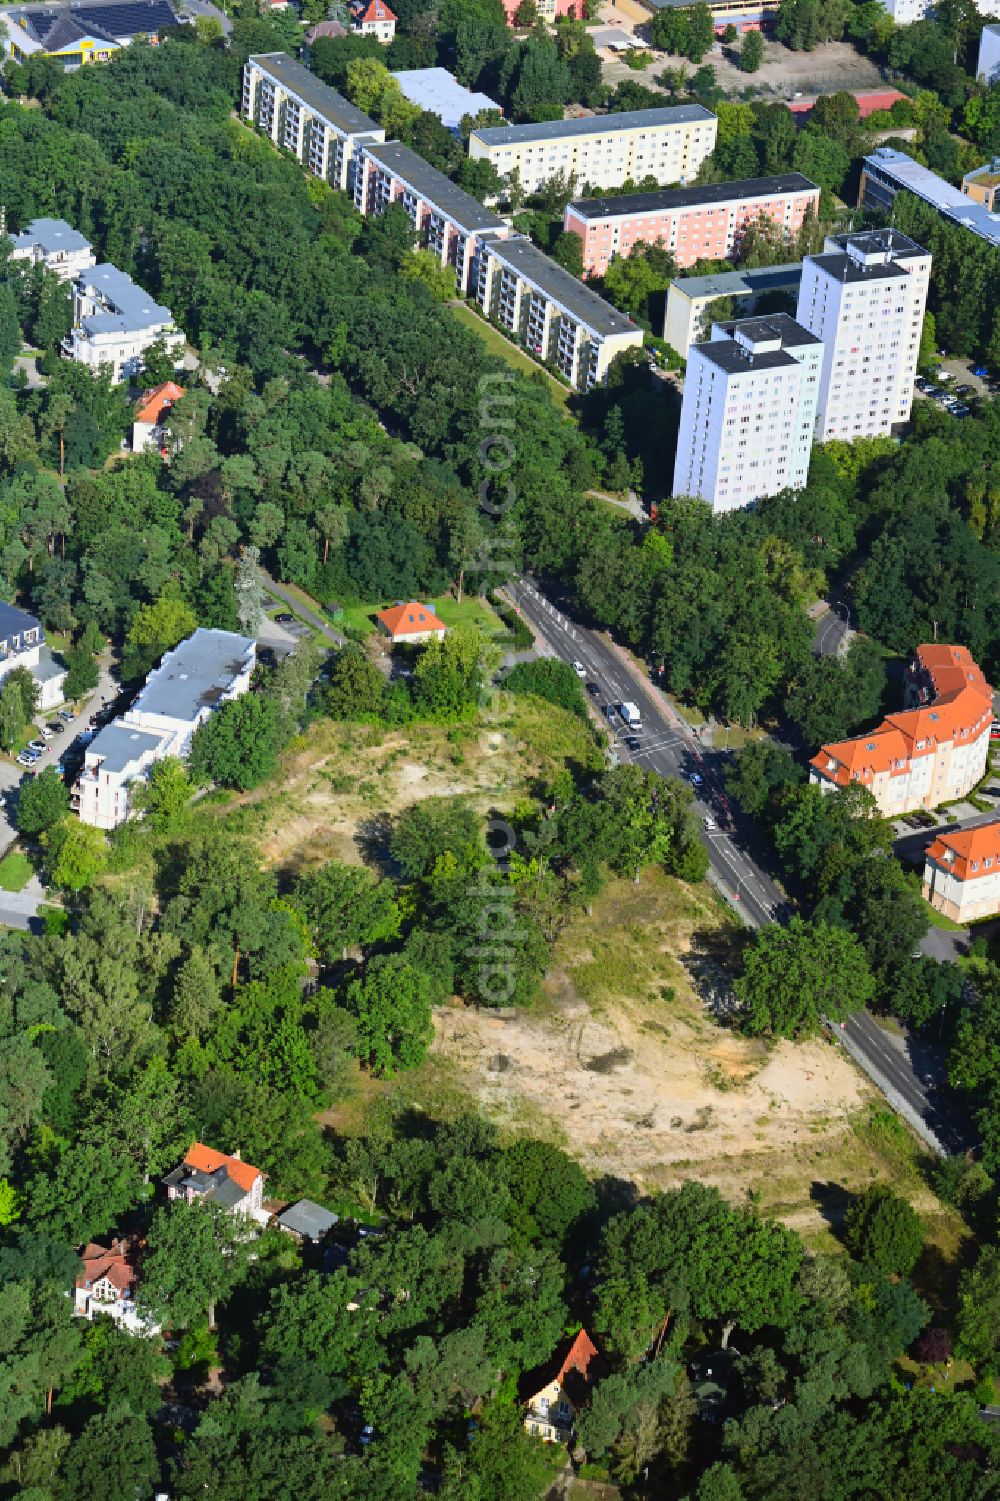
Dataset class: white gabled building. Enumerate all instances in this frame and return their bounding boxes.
[0,600,67,710]
[64,263,184,384]
[75,628,256,829]
[795,228,930,443]
[8,217,96,283]
[672,313,822,513]
[242,51,385,192]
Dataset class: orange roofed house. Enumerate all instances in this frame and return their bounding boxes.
[522,1329,606,1443]
[74,1237,160,1335]
[162,1143,266,1218]
[349,0,396,41]
[923,816,1000,923]
[132,380,184,455]
[810,644,994,818]
[376,601,448,644]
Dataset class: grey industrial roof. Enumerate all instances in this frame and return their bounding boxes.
[0,600,41,642]
[806,251,910,286]
[277,1199,339,1239]
[10,217,92,256]
[132,628,255,724]
[863,147,970,210]
[79,263,174,335]
[568,173,817,221]
[670,261,801,301]
[390,66,498,132]
[249,51,382,137]
[363,141,506,232]
[87,722,166,774]
[486,236,639,338]
[471,103,716,147]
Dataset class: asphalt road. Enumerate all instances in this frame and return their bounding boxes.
[511,577,788,929]
[510,575,968,1156]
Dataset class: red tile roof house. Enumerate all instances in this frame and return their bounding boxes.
[521,1329,606,1443]
[923,816,1000,923]
[74,1237,161,1336]
[162,1143,266,1219]
[376,601,448,644]
[349,0,396,41]
[809,644,994,818]
[132,379,184,455]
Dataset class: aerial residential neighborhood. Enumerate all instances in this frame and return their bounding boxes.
[0,0,999,1494]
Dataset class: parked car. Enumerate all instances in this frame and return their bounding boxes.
[973,365,991,378]
[274,612,295,625]
[27,740,46,754]
[16,751,36,767]
[47,721,65,734]
[955,384,973,396]
[58,708,74,721]
[571,660,586,678]
[689,771,703,787]
[40,725,55,739]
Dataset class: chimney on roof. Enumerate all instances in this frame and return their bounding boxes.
[232,1149,241,1160]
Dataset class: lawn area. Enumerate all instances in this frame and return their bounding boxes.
[0,851,34,892]
[447,302,573,412]
[339,594,503,640]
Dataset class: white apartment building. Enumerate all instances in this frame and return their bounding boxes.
[75,628,255,829]
[979,24,1000,83]
[468,105,718,199]
[353,140,509,294]
[474,235,643,390]
[671,314,822,513]
[64,263,184,384]
[8,217,96,283]
[242,52,384,192]
[923,817,1000,924]
[795,228,930,442]
[0,601,66,709]
[882,0,997,22]
[810,644,993,817]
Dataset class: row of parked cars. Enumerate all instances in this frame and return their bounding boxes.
[915,375,973,417]
[15,707,74,768]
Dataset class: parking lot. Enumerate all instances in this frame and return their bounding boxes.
[913,357,997,419]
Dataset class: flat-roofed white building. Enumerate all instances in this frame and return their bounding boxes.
[979,24,1000,82]
[8,217,96,282]
[354,140,509,293]
[75,628,256,829]
[391,67,499,134]
[474,235,643,390]
[663,261,802,357]
[468,105,718,199]
[672,313,822,513]
[64,263,184,383]
[795,228,930,442]
[242,51,385,191]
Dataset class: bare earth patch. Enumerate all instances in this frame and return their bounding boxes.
[430,870,952,1244]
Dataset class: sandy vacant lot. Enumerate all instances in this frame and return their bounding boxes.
[430,871,948,1242]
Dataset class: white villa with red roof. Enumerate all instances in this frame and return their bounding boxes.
[923,816,1000,923]
[162,1143,266,1219]
[74,1238,161,1335]
[376,601,448,644]
[810,644,994,818]
[522,1329,605,1443]
[348,0,396,41]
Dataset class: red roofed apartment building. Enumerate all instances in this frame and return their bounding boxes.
[522,1329,606,1442]
[810,644,994,817]
[162,1143,266,1218]
[348,0,396,42]
[923,816,1000,922]
[376,601,448,644]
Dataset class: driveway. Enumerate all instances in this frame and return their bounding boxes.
[0,873,47,931]
[13,352,47,391]
[175,0,231,32]
[261,572,347,648]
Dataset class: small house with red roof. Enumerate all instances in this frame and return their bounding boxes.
[522,1329,605,1443]
[162,1143,266,1218]
[376,601,448,645]
[74,1237,160,1335]
[923,815,1000,923]
[810,644,994,817]
[349,0,396,41]
[132,380,184,455]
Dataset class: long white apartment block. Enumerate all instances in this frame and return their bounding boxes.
[473,235,643,391]
[64,263,183,384]
[8,217,96,283]
[672,314,822,513]
[468,105,718,198]
[795,228,930,443]
[354,140,509,294]
[242,52,384,192]
[75,629,256,830]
